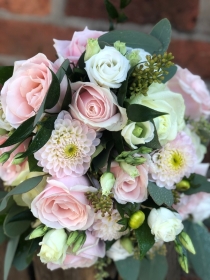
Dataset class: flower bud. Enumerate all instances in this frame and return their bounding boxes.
[12,152,25,165]
[120,237,134,254]
[84,39,101,61]
[126,50,140,67]
[129,210,145,229]
[176,180,190,191]
[119,162,139,178]
[179,232,196,255]
[174,241,183,255]
[178,255,189,274]
[0,152,10,164]
[114,41,126,55]
[72,232,86,253]
[29,224,48,239]
[125,155,146,166]
[100,172,115,196]
[67,231,79,246]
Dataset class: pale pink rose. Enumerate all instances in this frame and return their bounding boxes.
[110,162,148,204]
[69,82,127,131]
[53,27,105,64]
[0,135,29,185]
[1,53,67,128]
[167,66,210,119]
[194,163,209,177]
[47,231,105,270]
[174,192,210,222]
[31,176,96,231]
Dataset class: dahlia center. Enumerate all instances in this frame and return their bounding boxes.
[64,143,79,158]
[170,151,184,170]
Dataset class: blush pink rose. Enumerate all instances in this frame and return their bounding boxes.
[69,82,127,131]
[1,54,67,128]
[47,231,105,270]
[53,27,105,64]
[0,135,29,185]
[110,162,148,204]
[167,66,210,120]
[31,176,96,231]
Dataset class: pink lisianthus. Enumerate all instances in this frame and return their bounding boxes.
[110,162,148,204]
[31,176,96,231]
[53,27,105,64]
[167,66,210,120]
[0,135,29,185]
[1,53,67,128]
[47,231,105,270]
[69,82,127,131]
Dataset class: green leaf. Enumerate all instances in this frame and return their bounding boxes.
[56,59,70,83]
[0,191,7,200]
[184,221,210,280]
[112,131,124,154]
[145,120,161,149]
[150,18,172,54]
[20,116,56,158]
[120,0,131,9]
[0,66,14,85]
[127,104,167,122]
[98,30,162,54]
[135,209,155,259]
[162,65,177,83]
[45,69,60,110]
[104,0,119,19]
[118,66,135,107]
[148,182,174,207]
[117,13,128,23]
[77,51,86,70]
[4,236,20,280]
[92,140,114,171]
[0,175,44,212]
[0,225,7,244]
[115,256,140,280]
[0,116,35,148]
[139,254,168,280]
[184,174,210,195]
[28,154,43,172]
[61,77,72,111]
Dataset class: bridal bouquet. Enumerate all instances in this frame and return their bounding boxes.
[0,18,210,280]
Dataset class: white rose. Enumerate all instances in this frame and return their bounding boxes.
[148,207,184,242]
[38,229,68,264]
[121,121,154,149]
[85,46,130,88]
[130,83,185,146]
[0,97,12,134]
[106,240,133,261]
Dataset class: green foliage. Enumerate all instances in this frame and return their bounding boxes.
[150,18,171,54]
[184,220,210,280]
[0,175,44,211]
[162,65,177,83]
[118,66,136,106]
[28,154,43,172]
[115,256,140,280]
[55,59,71,83]
[92,139,114,171]
[4,236,20,280]
[127,104,167,122]
[120,0,131,9]
[111,131,125,154]
[148,182,174,207]
[184,174,210,195]
[104,0,119,19]
[61,77,72,111]
[0,66,14,85]
[145,120,161,149]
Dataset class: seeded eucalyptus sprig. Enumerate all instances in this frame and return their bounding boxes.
[129,52,174,96]
[86,190,113,216]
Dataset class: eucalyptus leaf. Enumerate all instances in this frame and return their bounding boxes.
[162,65,177,83]
[104,0,119,19]
[98,30,162,54]
[150,18,171,54]
[148,182,174,207]
[115,256,140,280]
[184,220,210,280]
[127,104,167,122]
[120,0,131,9]
[184,174,210,195]
[0,225,7,244]
[0,175,44,212]
[0,66,14,85]
[4,236,19,280]
[0,116,35,148]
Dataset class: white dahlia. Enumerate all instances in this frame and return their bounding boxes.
[150,132,196,189]
[91,209,128,241]
[34,111,99,178]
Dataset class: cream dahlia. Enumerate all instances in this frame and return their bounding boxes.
[149,132,196,189]
[91,209,128,241]
[34,111,99,178]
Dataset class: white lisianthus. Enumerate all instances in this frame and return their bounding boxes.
[85,46,130,88]
[106,240,133,261]
[121,121,154,149]
[100,172,115,196]
[130,83,185,146]
[148,207,184,242]
[38,229,68,264]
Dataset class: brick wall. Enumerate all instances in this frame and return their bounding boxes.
[0,0,209,80]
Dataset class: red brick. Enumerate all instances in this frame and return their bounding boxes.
[0,0,51,16]
[0,19,78,62]
[65,0,199,31]
[168,40,210,79]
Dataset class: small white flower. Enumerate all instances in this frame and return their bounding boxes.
[85,46,130,88]
[100,172,115,196]
[106,240,133,261]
